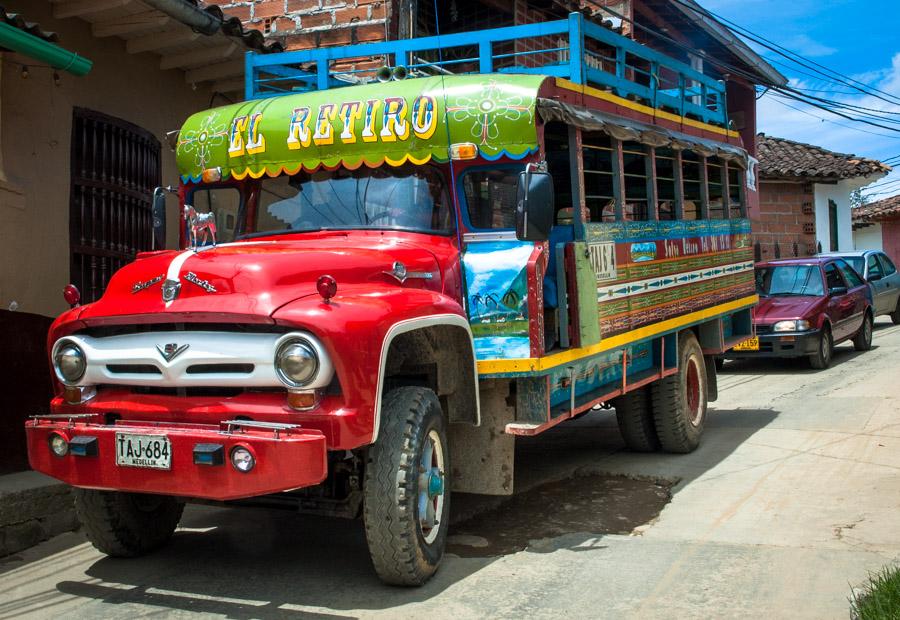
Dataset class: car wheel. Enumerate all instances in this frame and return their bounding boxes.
[809,326,833,369]
[650,331,707,454]
[363,386,449,586]
[891,299,900,325]
[852,312,873,351]
[613,386,660,452]
[75,489,184,557]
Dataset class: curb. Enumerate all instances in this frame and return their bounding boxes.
[0,471,79,558]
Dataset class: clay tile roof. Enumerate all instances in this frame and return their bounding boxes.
[182,1,282,54]
[854,194,900,222]
[756,133,892,181]
[0,6,58,43]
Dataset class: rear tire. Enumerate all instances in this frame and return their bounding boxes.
[852,312,873,351]
[364,386,449,586]
[613,387,660,452]
[651,331,707,454]
[74,489,184,557]
[809,326,833,369]
[891,299,900,325]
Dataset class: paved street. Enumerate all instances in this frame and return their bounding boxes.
[3,318,900,619]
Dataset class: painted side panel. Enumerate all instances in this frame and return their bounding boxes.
[586,218,755,339]
[463,240,534,360]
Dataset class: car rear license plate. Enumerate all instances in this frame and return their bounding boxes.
[116,433,172,470]
[733,336,760,352]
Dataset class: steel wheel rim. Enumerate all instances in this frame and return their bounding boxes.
[822,332,831,363]
[417,429,445,545]
[685,357,703,426]
[865,317,872,344]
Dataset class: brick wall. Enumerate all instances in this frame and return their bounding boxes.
[207,0,390,50]
[755,180,817,260]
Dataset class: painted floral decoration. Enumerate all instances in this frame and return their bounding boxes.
[447,80,533,147]
[177,112,228,169]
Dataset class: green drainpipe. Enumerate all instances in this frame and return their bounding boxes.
[0,21,92,76]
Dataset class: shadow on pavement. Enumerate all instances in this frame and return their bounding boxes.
[719,345,873,376]
[47,505,494,617]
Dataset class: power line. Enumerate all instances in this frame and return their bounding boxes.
[767,96,900,141]
[669,0,900,106]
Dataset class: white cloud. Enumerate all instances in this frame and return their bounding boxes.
[758,52,900,201]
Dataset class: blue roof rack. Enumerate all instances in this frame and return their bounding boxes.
[245,12,728,127]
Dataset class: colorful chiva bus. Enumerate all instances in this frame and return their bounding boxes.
[28,13,756,586]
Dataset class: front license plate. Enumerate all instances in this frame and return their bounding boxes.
[733,336,760,352]
[116,433,172,470]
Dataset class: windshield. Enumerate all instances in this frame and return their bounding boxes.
[756,265,825,297]
[252,165,452,236]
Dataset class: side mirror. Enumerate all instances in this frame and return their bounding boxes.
[829,286,848,297]
[151,187,168,250]
[515,170,554,242]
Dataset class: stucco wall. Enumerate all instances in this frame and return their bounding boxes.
[853,222,884,252]
[813,181,854,253]
[0,1,214,319]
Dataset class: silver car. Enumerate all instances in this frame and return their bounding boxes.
[820,250,900,323]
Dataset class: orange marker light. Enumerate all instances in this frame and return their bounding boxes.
[201,167,222,183]
[449,142,478,160]
[287,390,320,410]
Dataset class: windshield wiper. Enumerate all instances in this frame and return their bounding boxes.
[237,227,323,240]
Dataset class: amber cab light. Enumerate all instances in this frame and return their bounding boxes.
[317,275,337,302]
[287,389,321,411]
[63,284,81,307]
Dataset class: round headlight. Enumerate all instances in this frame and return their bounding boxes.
[275,339,319,387]
[49,433,69,457]
[231,446,255,473]
[54,342,86,384]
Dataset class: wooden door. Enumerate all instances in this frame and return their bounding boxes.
[69,108,161,303]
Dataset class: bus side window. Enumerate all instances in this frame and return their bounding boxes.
[728,164,746,218]
[681,152,702,220]
[582,132,616,222]
[707,158,727,219]
[622,141,650,221]
[656,148,677,221]
[544,122,574,224]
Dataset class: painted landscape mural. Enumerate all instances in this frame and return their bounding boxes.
[462,241,533,360]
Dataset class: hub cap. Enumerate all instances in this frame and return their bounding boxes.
[685,358,702,426]
[417,430,445,545]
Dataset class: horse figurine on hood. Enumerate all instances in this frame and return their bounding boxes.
[183,205,217,251]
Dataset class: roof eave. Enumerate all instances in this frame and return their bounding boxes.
[671,0,788,87]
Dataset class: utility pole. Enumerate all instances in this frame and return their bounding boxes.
[398,0,418,39]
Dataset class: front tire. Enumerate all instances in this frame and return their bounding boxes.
[853,312,873,351]
[651,331,707,453]
[364,387,449,586]
[74,489,184,557]
[613,387,660,452]
[809,326,833,369]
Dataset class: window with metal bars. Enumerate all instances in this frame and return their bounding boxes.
[69,108,161,303]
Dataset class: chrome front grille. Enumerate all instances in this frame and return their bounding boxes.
[56,330,333,389]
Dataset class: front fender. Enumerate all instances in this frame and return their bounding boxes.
[272,286,472,447]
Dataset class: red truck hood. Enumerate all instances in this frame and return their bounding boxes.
[76,232,446,322]
[753,295,825,324]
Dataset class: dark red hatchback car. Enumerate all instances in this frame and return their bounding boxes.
[723,257,874,369]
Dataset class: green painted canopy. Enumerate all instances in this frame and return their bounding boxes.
[176,74,546,182]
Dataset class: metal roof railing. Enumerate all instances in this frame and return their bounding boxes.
[245,12,728,127]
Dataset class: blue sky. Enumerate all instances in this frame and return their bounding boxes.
[702,0,900,201]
